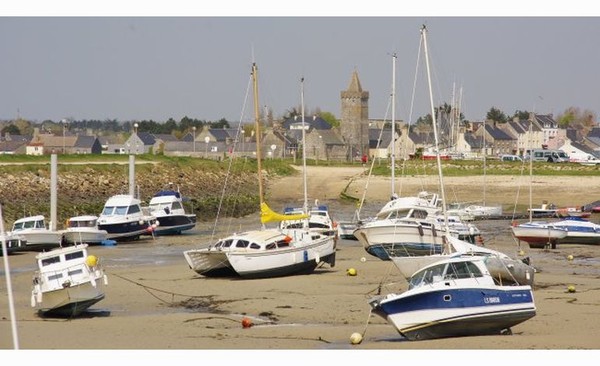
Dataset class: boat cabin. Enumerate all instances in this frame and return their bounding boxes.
[12,215,47,231]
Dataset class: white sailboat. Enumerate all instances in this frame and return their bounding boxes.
[384,25,534,285]
[352,52,485,261]
[511,117,567,249]
[183,63,336,278]
[279,77,337,238]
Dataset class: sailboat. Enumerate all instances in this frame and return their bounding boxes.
[511,116,568,249]
[352,52,485,260]
[385,25,534,285]
[368,26,537,341]
[183,63,336,279]
[279,78,337,239]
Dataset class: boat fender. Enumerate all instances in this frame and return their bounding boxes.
[103,274,108,285]
[431,226,437,237]
[36,291,43,304]
[30,293,36,307]
[417,225,424,236]
[315,253,320,263]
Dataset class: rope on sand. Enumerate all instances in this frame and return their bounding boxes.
[110,272,208,305]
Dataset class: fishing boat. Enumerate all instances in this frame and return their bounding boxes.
[97,194,156,241]
[147,185,197,235]
[183,63,336,279]
[10,215,63,251]
[30,243,108,317]
[368,255,536,341]
[62,215,111,245]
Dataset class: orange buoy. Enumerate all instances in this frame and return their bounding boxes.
[241,317,253,328]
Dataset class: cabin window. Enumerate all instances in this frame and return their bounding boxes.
[65,251,85,261]
[446,261,483,279]
[41,256,61,266]
[276,240,290,248]
[114,206,128,215]
[309,223,329,229]
[249,243,260,250]
[48,273,63,281]
[68,269,83,276]
[172,202,183,210]
[35,220,45,229]
[222,239,234,248]
[265,242,277,250]
[236,240,250,248]
[412,210,428,219]
[214,241,223,249]
[127,205,141,214]
[102,206,115,215]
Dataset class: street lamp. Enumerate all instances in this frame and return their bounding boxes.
[192,126,197,154]
[61,119,68,154]
[133,123,139,154]
[204,136,210,159]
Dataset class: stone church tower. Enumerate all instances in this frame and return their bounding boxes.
[340,70,369,160]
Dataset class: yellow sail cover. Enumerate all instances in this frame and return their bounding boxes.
[260,202,308,224]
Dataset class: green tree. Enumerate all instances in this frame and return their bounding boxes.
[512,110,530,121]
[557,107,596,131]
[1,124,21,135]
[486,107,508,123]
[319,111,339,128]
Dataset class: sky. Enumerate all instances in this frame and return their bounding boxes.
[1,2,600,126]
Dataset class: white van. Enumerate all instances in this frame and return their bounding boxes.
[525,149,569,163]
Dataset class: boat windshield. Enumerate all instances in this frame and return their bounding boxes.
[408,263,445,289]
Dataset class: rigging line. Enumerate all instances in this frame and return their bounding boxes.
[355,93,393,219]
[210,72,254,243]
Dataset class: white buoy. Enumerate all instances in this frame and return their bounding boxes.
[360,257,366,262]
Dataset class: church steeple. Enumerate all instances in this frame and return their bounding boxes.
[347,70,363,92]
[340,70,369,161]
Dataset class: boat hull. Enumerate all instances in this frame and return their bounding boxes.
[371,287,536,341]
[183,249,236,277]
[153,214,197,235]
[98,221,152,241]
[62,229,109,245]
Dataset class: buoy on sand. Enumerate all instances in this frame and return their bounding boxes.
[241,317,253,328]
[567,254,574,261]
[350,332,363,345]
[567,285,576,293]
[360,257,366,263]
[347,268,357,276]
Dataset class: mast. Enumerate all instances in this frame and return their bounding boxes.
[391,53,397,197]
[528,116,533,222]
[252,63,264,205]
[422,25,449,232]
[300,77,308,215]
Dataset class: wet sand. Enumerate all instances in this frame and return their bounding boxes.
[1,166,599,362]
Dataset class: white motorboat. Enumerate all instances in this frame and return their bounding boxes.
[353,194,484,261]
[0,231,27,255]
[549,217,600,245]
[62,215,110,245]
[10,215,63,251]
[369,255,536,341]
[31,243,108,317]
[147,186,197,235]
[279,203,337,238]
[97,194,156,241]
[511,220,568,249]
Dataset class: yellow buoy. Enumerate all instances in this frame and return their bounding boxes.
[85,255,98,267]
[518,250,525,256]
[350,332,363,345]
[347,268,357,276]
[567,285,576,293]
[567,254,574,261]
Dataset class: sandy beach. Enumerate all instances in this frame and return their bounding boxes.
[2,166,600,360]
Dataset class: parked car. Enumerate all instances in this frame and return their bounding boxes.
[500,154,523,162]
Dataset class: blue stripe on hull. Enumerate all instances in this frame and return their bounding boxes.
[152,215,197,235]
[366,243,444,261]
